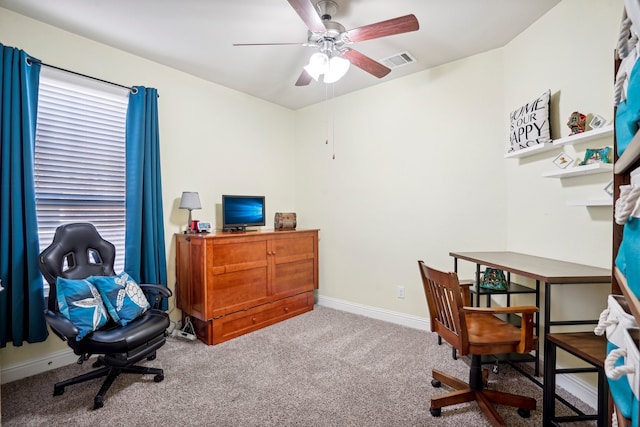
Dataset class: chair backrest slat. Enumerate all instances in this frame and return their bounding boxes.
[418,260,468,355]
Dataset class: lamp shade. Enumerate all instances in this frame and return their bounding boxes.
[304,52,330,81]
[179,192,201,210]
[324,56,350,83]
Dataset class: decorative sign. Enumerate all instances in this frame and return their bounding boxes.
[508,90,552,152]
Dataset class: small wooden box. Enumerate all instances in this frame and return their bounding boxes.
[274,212,297,230]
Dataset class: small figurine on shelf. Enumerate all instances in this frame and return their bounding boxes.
[578,147,612,166]
[567,111,587,135]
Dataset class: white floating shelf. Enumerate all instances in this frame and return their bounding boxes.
[542,162,613,178]
[505,125,614,159]
[553,125,614,147]
[504,142,555,159]
[567,199,613,206]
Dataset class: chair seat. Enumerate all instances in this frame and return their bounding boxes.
[83,309,170,354]
[466,312,537,354]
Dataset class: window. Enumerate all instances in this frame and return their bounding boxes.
[34,66,130,277]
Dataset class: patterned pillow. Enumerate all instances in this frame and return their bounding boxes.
[56,277,109,341]
[90,272,150,326]
[508,89,552,152]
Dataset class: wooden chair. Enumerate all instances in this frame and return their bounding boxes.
[418,260,538,426]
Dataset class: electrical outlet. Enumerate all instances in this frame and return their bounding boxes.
[397,286,405,299]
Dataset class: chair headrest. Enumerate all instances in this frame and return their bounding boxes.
[39,223,116,286]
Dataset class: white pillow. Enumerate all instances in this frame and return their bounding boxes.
[508,90,552,152]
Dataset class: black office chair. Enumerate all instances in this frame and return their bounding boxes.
[38,222,172,409]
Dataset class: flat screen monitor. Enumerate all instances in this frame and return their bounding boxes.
[222,195,265,232]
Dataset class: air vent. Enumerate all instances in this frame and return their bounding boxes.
[381,51,416,69]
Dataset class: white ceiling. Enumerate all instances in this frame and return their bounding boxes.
[0,0,561,110]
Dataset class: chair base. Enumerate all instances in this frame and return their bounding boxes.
[430,367,536,427]
[53,355,164,409]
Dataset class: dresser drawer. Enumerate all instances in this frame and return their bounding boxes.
[190,291,314,345]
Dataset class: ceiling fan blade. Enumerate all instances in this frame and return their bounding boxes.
[295,69,313,86]
[342,48,391,78]
[346,14,419,43]
[287,0,327,33]
[233,42,307,46]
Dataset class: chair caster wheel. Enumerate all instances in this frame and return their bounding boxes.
[92,360,104,368]
[430,407,441,417]
[53,386,65,396]
[431,379,441,388]
[154,374,164,383]
[93,397,104,409]
[517,408,531,418]
[147,353,157,361]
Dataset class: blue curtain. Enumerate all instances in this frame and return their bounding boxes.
[125,86,168,308]
[0,43,48,347]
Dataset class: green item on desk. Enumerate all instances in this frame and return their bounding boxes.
[479,268,508,291]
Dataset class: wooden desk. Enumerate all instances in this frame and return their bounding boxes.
[449,251,611,379]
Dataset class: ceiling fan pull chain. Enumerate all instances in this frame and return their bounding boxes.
[322,79,337,159]
[331,84,336,159]
[325,83,330,147]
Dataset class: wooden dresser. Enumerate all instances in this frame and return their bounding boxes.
[175,229,318,344]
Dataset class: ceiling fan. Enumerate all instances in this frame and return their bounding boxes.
[233,0,419,86]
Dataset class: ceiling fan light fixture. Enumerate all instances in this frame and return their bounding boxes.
[303,64,322,81]
[307,52,329,72]
[323,56,350,83]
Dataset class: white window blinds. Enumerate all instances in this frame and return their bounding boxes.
[34,66,130,274]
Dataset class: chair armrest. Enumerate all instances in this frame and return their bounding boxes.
[464,305,538,353]
[139,284,172,309]
[45,310,79,340]
[459,281,472,306]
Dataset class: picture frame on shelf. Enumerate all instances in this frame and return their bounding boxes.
[604,179,614,197]
[590,114,606,129]
[553,152,573,169]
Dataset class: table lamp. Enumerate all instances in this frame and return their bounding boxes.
[179,191,201,233]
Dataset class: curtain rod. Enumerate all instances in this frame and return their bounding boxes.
[27,57,136,93]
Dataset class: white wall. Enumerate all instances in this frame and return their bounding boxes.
[0,8,296,369]
[504,0,618,265]
[294,50,508,317]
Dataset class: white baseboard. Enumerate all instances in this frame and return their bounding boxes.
[317,295,431,331]
[316,295,598,411]
[1,348,76,384]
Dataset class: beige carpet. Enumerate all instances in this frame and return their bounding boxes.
[1,305,596,426]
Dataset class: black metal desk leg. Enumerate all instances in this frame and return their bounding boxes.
[597,367,608,427]
[535,280,540,377]
[543,337,557,426]
[475,264,481,307]
[544,281,551,336]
